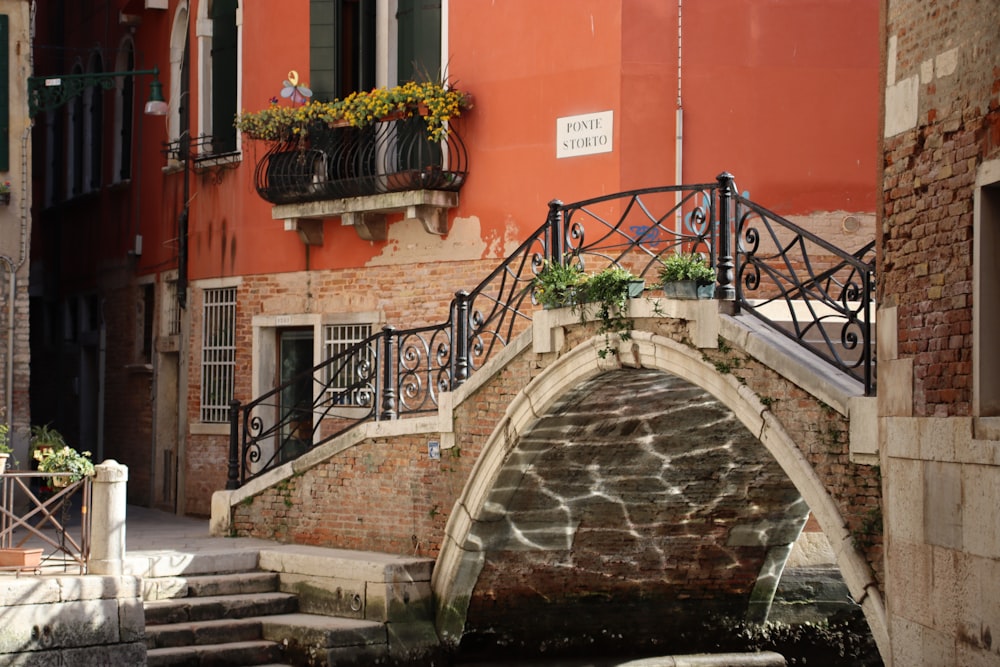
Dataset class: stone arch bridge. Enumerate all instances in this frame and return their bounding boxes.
[212,180,883,660]
[213,299,885,658]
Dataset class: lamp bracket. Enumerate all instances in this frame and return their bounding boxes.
[28,68,160,117]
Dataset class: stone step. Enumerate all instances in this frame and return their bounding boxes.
[144,570,280,601]
[145,617,265,650]
[260,613,387,649]
[146,639,283,667]
[144,591,298,626]
[126,548,261,579]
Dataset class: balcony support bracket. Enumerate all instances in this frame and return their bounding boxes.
[342,212,388,242]
[272,190,459,244]
[283,218,324,245]
[405,205,449,236]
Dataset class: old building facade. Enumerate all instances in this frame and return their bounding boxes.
[879,0,1000,664]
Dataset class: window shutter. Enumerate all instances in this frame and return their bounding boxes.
[310,0,336,102]
[211,0,238,153]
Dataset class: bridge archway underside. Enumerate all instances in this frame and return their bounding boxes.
[461,368,810,654]
[435,305,886,657]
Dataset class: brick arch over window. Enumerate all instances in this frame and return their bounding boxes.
[433,332,889,656]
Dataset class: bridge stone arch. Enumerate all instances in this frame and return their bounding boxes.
[434,303,887,657]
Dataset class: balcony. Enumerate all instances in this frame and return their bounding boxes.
[253,115,468,241]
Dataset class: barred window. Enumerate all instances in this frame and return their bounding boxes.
[200,287,237,422]
[323,323,373,406]
[164,279,181,336]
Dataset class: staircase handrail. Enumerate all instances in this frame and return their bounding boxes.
[228,173,875,487]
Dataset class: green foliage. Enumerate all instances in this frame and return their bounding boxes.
[0,424,12,454]
[33,445,95,482]
[580,266,640,359]
[534,261,643,358]
[236,80,472,143]
[30,423,67,450]
[658,252,716,284]
[533,259,587,309]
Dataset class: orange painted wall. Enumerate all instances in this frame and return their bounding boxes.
[165,0,878,284]
[681,0,880,211]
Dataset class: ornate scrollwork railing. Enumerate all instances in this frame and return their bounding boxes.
[733,192,876,393]
[252,116,468,205]
[229,173,875,487]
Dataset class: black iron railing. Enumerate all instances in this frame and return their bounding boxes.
[733,193,876,393]
[252,116,468,205]
[228,173,876,487]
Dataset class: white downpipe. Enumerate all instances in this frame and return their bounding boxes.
[675,0,684,233]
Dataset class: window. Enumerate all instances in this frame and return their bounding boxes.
[168,3,190,155]
[200,286,236,422]
[309,0,440,100]
[323,322,373,406]
[974,161,1000,416]
[84,52,104,191]
[67,63,84,197]
[163,276,181,337]
[197,0,238,156]
[138,282,155,364]
[113,40,135,182]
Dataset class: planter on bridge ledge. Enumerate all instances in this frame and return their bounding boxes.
[657,252,716,300]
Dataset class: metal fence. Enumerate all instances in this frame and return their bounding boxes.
[229,173,876,487]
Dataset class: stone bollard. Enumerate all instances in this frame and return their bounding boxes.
[89,460,129,575]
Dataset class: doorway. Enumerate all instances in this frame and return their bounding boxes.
[277,328,314,463]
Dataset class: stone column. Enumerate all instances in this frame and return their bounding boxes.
[89,460,128,575]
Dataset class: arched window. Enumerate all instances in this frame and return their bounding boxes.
[113,39,136,183]
[84,51,105,192]
[67,62,84,197]
[168,2,190,158]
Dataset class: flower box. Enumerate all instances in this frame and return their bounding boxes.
[0,548,43,571]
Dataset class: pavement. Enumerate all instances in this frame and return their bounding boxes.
[125,504,272,554]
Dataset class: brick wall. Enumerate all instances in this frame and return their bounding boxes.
[881,1,1000,417]
[102,281,154,506]
[183,258,500,515]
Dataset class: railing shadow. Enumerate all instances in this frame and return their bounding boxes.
[0,472,92,574]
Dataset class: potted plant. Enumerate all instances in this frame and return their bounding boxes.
[657,252,716,299]
[0,181,11,206]
[533,259,587,310]
[33,444,94,487]
[580,266,643,358]
[0,423,13,473]
[534,261,645,358]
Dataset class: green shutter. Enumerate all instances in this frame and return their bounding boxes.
[310,0,336,102]
[211,0,238,153]
[0,15,9,172]
[396,0,440,83]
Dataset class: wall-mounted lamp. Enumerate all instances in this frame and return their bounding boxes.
[27,67,165,117]
[143,77,168,116]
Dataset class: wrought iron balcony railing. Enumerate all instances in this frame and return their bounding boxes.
[229,173,876,487]
[253,116,468,205]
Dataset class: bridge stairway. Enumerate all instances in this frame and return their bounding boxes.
[141,555,389,667]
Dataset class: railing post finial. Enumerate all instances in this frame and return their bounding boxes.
[547,199,564,264]
[226,399,241,489]
[715,172,736,300]
[453,291,471,388]
[380,325,398,420]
